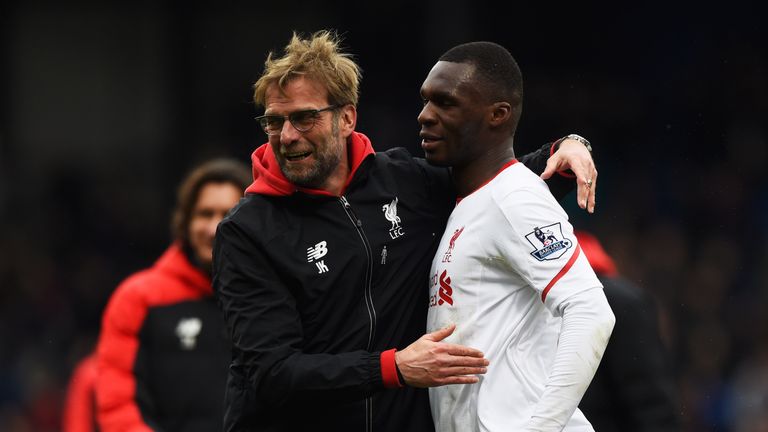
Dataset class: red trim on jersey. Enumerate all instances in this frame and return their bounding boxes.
[380,348,404,388]
[541,244,582,302]
[457,159,518,203]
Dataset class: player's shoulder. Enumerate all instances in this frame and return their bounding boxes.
[489,163,567,223]
[492,163,551,201]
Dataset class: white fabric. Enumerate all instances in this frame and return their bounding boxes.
[426,162,613,432]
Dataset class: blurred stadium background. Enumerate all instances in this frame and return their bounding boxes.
[1,1,766,431]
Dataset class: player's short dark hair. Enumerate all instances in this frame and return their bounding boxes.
[171,158,251,246]
[439,41,523,111]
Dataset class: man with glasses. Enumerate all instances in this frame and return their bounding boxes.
[213,30,597,431]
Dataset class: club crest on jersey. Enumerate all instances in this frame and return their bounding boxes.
[307,241,330,274]
[442,226,464,262]
[382,197,405,239]
[525,223,573,261]
[175,317,202,350]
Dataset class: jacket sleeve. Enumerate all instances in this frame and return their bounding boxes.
[213,219,384,416]
[518,141,575,201]
[95,281,159,432]
[62,353,99,432]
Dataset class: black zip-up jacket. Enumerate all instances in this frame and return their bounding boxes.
[213,132,573,432]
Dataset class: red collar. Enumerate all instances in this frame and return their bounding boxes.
[245,131,375,196]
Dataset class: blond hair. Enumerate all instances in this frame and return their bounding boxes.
[253,30,361,107]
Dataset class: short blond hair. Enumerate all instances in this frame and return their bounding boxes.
[253,30,361,108]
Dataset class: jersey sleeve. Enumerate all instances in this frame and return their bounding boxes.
[491,183,602,315]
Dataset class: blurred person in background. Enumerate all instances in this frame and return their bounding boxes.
[576,229,680,432]
[213,30,596,432]
[94,158,250,431]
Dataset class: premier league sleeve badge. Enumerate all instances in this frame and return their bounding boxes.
[525,223,573,261]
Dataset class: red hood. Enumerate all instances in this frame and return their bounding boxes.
[245,131,375,197]
[574,230,619,277]
[154,243,212,296]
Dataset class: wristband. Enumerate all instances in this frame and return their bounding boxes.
[380,349,404,388]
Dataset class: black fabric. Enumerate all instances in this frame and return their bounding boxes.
[213,144,569,431]
[517,143,574,201]
[135,298,230,432]
[579,275,681,432]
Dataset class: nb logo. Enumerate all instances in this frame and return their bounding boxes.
[307,241,328,262]
[307,241,329,274]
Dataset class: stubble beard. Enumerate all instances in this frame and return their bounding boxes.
[279,117,343,189]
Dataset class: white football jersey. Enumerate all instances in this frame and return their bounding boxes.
[427,161,602,432]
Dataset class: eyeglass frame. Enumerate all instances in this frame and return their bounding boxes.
[255,105,340,136]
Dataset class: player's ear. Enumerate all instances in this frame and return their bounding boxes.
[488,102,512,127]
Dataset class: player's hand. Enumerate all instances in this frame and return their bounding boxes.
[540,138,597,213]
[395,324,489,388]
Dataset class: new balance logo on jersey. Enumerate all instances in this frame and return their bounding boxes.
[382,197,405,239]
[429,270,454,307]
[175,317,202,350]
[525,223,573,261]
[442,226,464,262]
[307,241,330,274]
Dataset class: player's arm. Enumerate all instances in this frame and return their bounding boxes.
[95,282,158,432]
[526,288,615,431]
[497,188,613,431]
[518,135,597,213]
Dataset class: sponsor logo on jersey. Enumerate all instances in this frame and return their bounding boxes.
[382,197,405,239]
[307,241,330,274]
[175,317,202,350]
[442,226,464,263]
[429,270,454,307]
[525,223,573,261]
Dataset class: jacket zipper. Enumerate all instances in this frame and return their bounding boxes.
[339,195,376,432]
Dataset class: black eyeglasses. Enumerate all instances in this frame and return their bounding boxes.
[255,105,340,136]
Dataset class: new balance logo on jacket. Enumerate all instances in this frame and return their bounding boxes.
[307,241,330,273]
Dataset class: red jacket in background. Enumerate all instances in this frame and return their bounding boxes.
[63,352,99,432]
[95,244,230,432]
